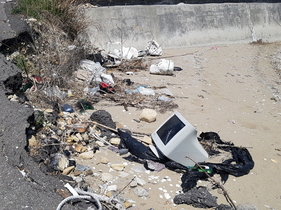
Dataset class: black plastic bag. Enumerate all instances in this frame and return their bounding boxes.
[181,146,254,192]
[118,129,160,162]
[207,146,254,177]
[174,186,218,208]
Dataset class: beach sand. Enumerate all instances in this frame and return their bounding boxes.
[77,42,281,210]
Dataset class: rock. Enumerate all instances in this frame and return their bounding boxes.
[74,144,88,153]
[136,177,146,186]
[66,136,79,142]
[131,164,148,173]
[99,156,110,164]
[139,109,157,123]
[73,164,91,176]
[56,129,63,136]
[75,133,83,141]
[110,163,125,171]
[28,135,40,146]
[101,172,114,182]
[96,140,105,147]
[130,180,138,188]
[50,153,69,171]
[81,133,89,141]
[9,94,19,102]
[133,187,149,197]
[71,135,80,142]
[123,201,133,208]
[106,191,112,197]
[110,137,121,145]
[62,166,75,175]
[142,136,152,145]
[78,151,94,159]
[90,110,116,138]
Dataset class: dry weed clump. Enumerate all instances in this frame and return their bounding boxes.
[116,58,149,72]
[8,0,94,108]
[13,0,89,40]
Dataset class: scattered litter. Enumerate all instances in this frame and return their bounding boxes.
[43,85,67,99]
[137,86,155,95]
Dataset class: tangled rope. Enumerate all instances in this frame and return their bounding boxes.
[56,185,125,210]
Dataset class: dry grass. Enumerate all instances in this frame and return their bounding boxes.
[13,0,89,40]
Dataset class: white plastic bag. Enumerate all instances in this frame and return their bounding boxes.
[150,59,174,75]
[79,59,106,75]
[101,73,114,85]
[106,42,138,60]
[122,46,138,59]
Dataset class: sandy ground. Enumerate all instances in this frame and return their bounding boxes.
[75,42,281,210]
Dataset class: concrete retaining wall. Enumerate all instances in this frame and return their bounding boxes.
[84,3,281,49]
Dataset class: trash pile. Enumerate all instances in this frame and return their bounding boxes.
[16,40,180,114]
[6,39,255,210]
[24,105,254,209]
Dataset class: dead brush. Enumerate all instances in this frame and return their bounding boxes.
[11,0,92,105]
[116,58,148,72]
[28,19,85,86]
[13,0,90,40]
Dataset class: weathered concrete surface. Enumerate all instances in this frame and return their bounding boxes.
[84,3,281,49]
[0,55,77,210]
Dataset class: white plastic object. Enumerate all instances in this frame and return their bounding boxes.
[150,59,174,75]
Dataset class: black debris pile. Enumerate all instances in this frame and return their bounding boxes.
[118,129,255,209]
[173,186,218,208]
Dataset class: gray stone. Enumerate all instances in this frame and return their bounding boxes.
[139,108,157,123]
[79,151,94,159]
[101,172,114,182]
[133,187,149,197]
[136,177,146,186]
